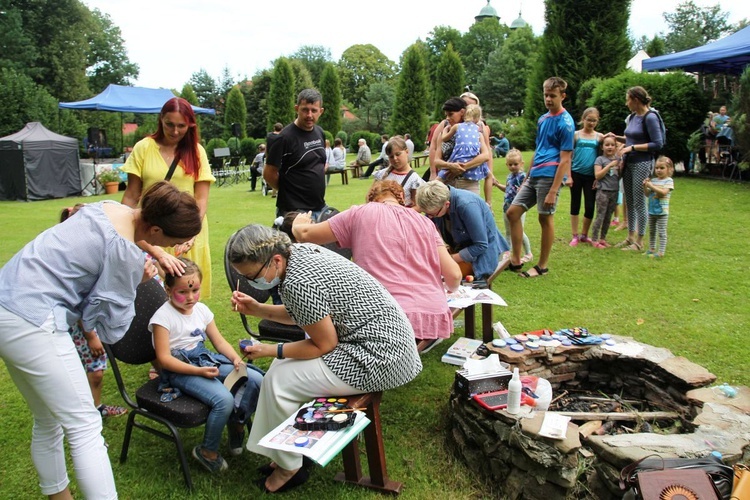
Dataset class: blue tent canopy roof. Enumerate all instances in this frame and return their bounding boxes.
[59,84,215,114]
[642,25,750,75]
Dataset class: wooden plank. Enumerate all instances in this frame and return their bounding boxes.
[556,411,679,422]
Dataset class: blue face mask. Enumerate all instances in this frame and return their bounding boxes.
[249,262,280,290]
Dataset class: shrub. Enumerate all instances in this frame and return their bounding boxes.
[226,137,241,156]
[504,117,536,151]
[335,131,348,150]
[485,119,504,136]
[240,137,258,162]
[205,138,228,168]
[323,130,334,146]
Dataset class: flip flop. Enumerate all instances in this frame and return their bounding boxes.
[519,265,548,278]
[256,467,310,493]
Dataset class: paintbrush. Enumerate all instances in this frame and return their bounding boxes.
[234,278,240,311]
[326,407,366,413]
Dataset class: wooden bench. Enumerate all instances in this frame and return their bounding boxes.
[348,164,363,178]
[328,168,349,185]
[334,391,402,494]
[409,153,428,170]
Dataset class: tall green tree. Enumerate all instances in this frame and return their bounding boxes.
[85,8,139,93]
[188,69,223,140]
[458,19,508,87]
[361,82,395,132]
[224,86,247,138]
[524,0,631,123]
[180,84,198,106]
[391,43,429,150]
[476,26,538,118]
[337,44,396,108]
[425,26,463,113]
[0,68,59,137]
[317,63,342,136]
[267,58,296,130]
[290,45,332,85]
[240,70,272,138]
[432,44,465,121]
[288,59,315,97]
[0,6,39,77]
[9,0,91,100]
[663,1,731,53]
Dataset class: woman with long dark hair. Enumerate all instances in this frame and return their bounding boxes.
[122,97,216,296]
[0,182,201,499]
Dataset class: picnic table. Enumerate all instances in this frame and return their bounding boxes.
[410,153,428,170]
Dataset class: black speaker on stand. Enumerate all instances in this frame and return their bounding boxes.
[82,127,100,195]
[231,123,242,138]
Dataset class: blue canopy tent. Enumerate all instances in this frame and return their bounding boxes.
[643,25,750,75]
[59,84,216,114]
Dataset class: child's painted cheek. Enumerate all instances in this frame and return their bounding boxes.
[193,292,200,301]
[173,293,186,304]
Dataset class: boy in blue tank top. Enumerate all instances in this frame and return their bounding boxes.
[507,77,575,278]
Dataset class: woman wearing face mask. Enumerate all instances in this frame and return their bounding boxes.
[227,225,422,494]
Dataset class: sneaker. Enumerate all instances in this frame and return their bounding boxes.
[569,236,579,247]
[417,338,444,354]
[192,446,228,473]
[610,218,619,227]
[579,234,590,244]
[98,404,127,417]
[227,424,244,456]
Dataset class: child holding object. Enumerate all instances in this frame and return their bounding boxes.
[590,137,622,248]
[493,149,533,262]
[643,156,675,258]
[149,258,263,472]
[439,104,492,203]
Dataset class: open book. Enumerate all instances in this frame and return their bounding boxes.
[258,401,371,467]
[447,285,507,309]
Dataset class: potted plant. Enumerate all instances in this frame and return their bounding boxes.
[97,167,122,194]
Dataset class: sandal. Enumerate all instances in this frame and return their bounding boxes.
[256,467,310,493]
[621,242,643,251]
[519,265,548,278]
[614,239,633,248]
[98,404,127,417]
[507,261,524,272]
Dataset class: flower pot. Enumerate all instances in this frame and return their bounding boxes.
[104,182,119,194]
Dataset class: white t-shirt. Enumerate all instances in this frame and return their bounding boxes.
[148,301,214,350]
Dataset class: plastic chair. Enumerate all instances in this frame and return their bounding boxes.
[102,279,211,490]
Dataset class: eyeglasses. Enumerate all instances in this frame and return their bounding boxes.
[425,203,447,218]
[244,256,271,282]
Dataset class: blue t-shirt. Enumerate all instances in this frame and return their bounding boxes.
[571,133,600,176]
[530,108,575,178]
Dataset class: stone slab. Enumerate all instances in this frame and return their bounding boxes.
[687,385,750,414]
[658,356,717,387]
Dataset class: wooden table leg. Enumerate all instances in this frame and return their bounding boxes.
[464,305,476,339]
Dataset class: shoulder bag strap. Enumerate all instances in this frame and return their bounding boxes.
[164,157,180,181]
[400,169,416,188]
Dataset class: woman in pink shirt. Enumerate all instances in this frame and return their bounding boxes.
[291,181,461,350]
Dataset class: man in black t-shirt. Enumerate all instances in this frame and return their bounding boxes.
[264,89,327,218]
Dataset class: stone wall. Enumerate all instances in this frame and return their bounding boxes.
[447,336,750,499]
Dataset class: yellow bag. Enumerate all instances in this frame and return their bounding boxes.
[733,464,750,500]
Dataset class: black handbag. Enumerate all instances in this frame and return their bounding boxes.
[620,454,734,500]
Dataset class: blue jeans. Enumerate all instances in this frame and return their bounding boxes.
[164,344,241,452]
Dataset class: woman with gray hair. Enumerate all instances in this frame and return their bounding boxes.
[417,180,507,281]
[227,225,422,493]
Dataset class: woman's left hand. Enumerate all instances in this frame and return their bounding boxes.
[174,237,195,257]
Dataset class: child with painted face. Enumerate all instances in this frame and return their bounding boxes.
[373,136,426,207]
[590,136,623,248]
[149,258,264,473]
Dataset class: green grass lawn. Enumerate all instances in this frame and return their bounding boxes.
[1,154,749,499]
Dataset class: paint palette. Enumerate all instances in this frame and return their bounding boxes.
[293,397,357,431]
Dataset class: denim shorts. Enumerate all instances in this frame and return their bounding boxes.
[511,176,560,215]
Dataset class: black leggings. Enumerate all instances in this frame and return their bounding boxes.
[569,171,596,219]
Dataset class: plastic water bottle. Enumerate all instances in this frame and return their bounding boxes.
[507,368,522,415]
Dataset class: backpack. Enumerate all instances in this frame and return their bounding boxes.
[626,109,666,156]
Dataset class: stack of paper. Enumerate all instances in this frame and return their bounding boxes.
[441,337,484,366]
